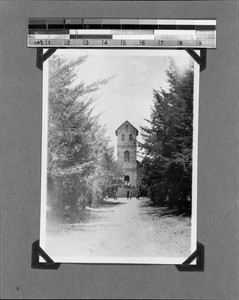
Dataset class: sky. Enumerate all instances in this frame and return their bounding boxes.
[53,49,193,158]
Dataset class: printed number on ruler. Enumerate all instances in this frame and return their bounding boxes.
[64,40,71,46]
[196,40,202,46]
[177,40,183,46]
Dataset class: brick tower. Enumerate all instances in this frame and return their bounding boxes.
[115,121,138,197]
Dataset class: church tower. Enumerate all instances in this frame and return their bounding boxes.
[115,121,138,197]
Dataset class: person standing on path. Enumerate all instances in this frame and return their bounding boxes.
[136,189,141,199]
[126,190,129,199]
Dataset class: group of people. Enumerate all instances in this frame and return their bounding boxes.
[126,190,132,199]
[127,190,141,199]
[113,189,141,200]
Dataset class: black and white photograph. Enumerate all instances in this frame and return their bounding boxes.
[40,49,199,264]
[3,0,239,298]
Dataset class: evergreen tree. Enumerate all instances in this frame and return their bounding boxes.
[47,54,121,217]
[140,59,194,210]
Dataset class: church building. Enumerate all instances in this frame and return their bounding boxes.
[115,121,138,197]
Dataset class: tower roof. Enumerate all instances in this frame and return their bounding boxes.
[115,120,138,136]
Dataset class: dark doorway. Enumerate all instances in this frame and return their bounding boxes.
[124,175,130,183]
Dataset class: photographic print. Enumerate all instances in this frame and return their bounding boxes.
[40,49,199,264]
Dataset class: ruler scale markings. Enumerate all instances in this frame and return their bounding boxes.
[102,24,122,30]
[28,24,47,30]
[29,29,69,35]
[196,31,216,37]
[102,19,121,23]
[175,25,196,30]
[69,29,155,35]
[194,19,216,25]
[143,40,161,47]
[101,39,121,46]
[113,35,155,40]
[175,20,194,25]
[65,18,83,24]
[122,24,140,30]
[112,29,154,35]
[138,19,158,24]
[101,19,121,29]
[84,19,102,24]
[74,39,84,46]
[28,18,216,25]
[46,18,65,24]
[120,19,139,24]
[105,40,121,46]
[120,19,139,30]
[158,25,176,30]
[83,19,102,29]
[195,25,216,31]
[83,39,102,46]
[178,40,195,47]
[157,19,176,25]
[29,19,46,24]
[140,25,159,30]
[73,35,113,39]
[65,24,84,29]
[120,40,141,46]
[83,24,102,29]
[48,24,65,29]
[29,34,70,39]
[69,35,77,39]
[159,40,177,47]
[45,39,68,46]
[154,29,197,35]
[69,29,112,35]
[27,18,216,49]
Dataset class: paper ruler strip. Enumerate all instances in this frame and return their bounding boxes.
[28,18,216,48]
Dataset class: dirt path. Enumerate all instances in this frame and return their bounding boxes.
[44,197,191,263]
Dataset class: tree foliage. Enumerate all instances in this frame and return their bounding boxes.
[47,55,122,216]
[140,59,194,210]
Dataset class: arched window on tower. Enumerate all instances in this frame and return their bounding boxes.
[124,150,130,162]
[129,133,133,141]
[121,134,125,141]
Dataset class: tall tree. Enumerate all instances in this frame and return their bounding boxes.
[47,54,120,217]
[140,59,194,210]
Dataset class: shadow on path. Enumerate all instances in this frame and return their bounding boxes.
[139,198,191,218]
[95,199,124,207]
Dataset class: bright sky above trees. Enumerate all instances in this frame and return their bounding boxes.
[53,49,193,157]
